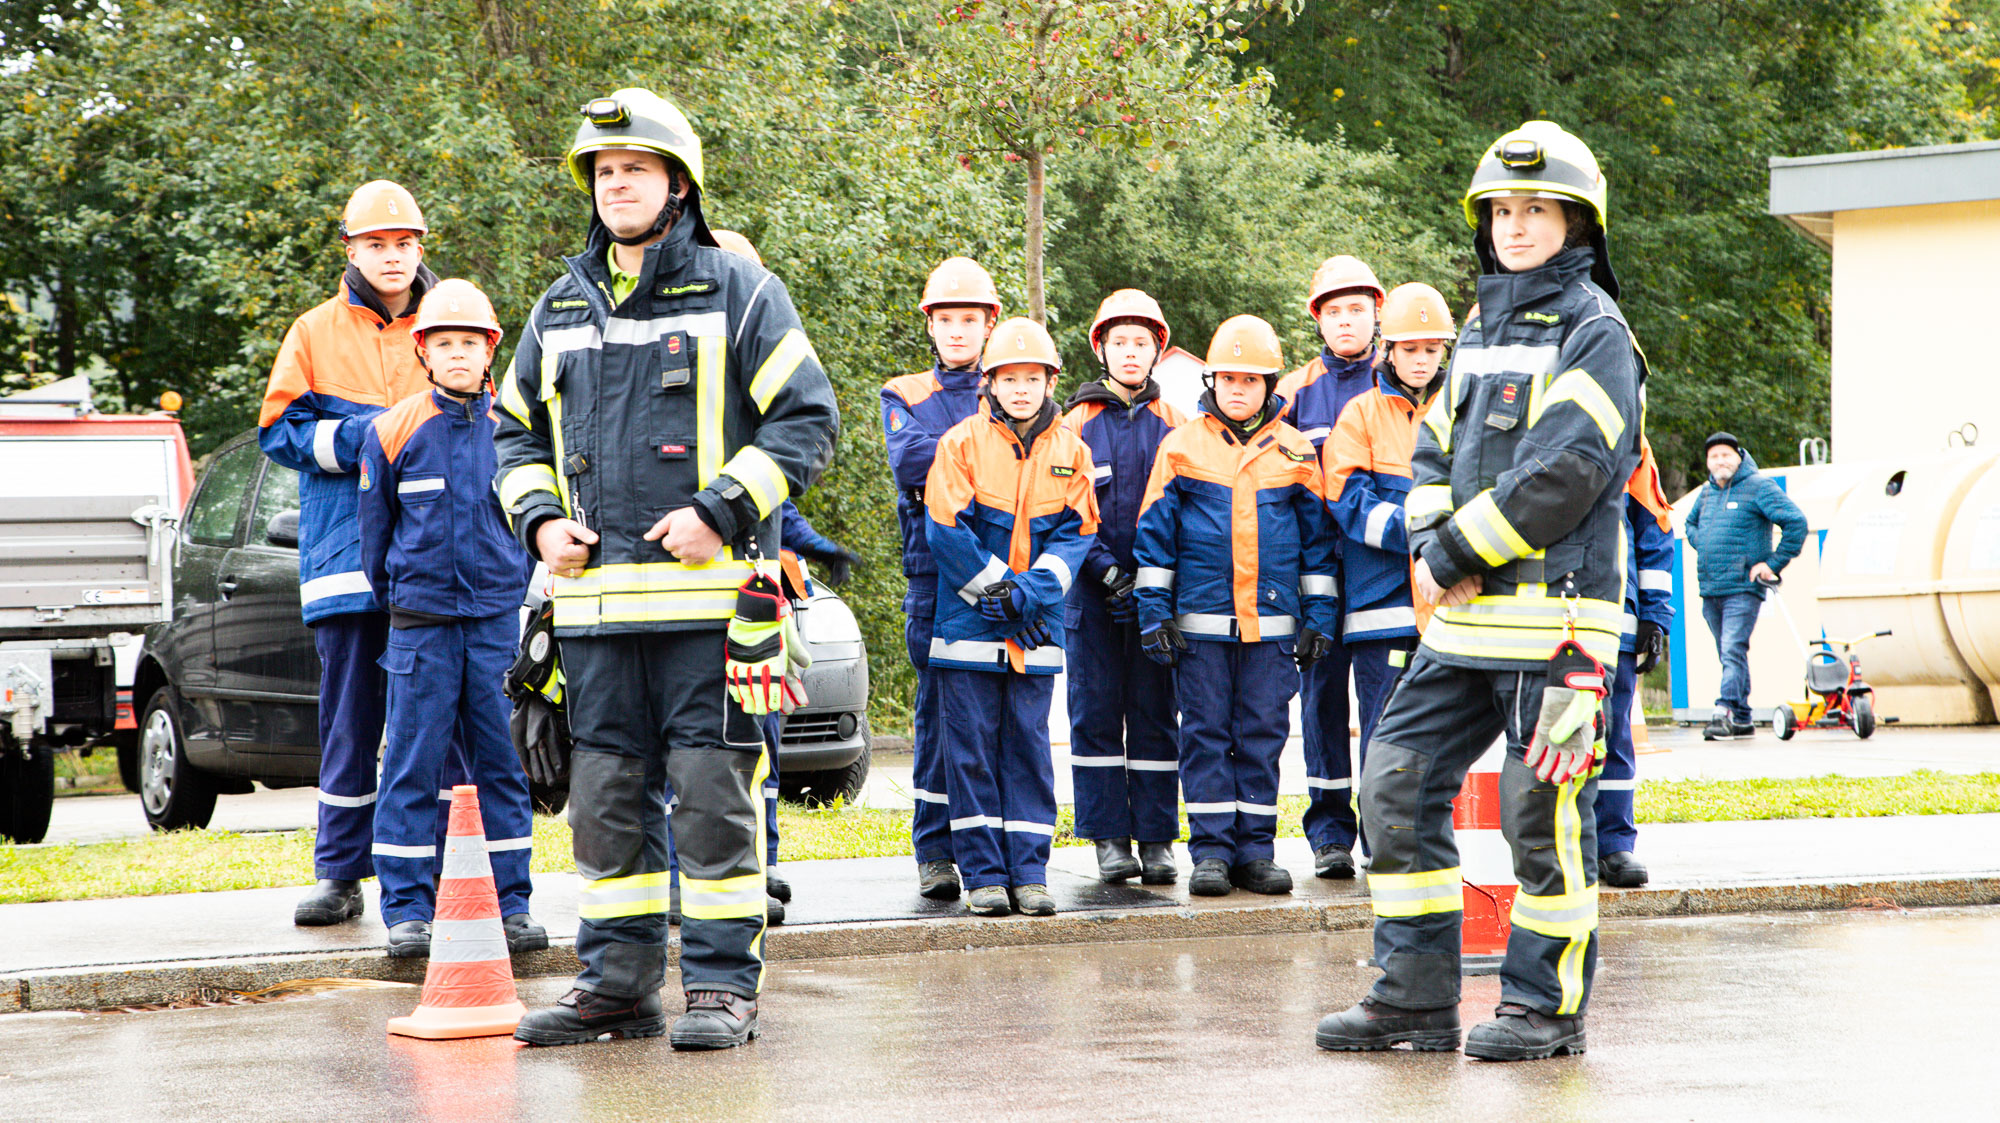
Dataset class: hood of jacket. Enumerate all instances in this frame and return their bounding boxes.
[1066,375,1162,411]
[343,262,439,327]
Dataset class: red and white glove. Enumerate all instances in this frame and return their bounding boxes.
[1523,639,1607,784]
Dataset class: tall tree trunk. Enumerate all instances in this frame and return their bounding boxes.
[55,263,77,381]
[1025,150,1046,324]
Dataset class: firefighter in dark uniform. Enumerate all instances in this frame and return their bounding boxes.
[496,88,839,1050]
[1315,121,1643,1061]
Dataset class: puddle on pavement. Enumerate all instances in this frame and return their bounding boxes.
[88,976,409,1014]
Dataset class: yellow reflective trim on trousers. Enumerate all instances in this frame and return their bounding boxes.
[1538,368,1626,448]
[751,744,770,992]
[697,334,727,488]
[498,361,533,426]
[1452,490,1532,567]
[498,463,560,511]
[680,871,768,920]
[577,870,673,919]
[1509,887,1598,939]
[1368,866,1464,918]
[748,328,811,413]
[722,446,789,519]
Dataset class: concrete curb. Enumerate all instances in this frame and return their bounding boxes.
[6,874,1997,1014]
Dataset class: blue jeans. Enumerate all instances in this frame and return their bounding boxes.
[1702,593,1763,724]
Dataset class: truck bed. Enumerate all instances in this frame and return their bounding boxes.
[0,494,167,637]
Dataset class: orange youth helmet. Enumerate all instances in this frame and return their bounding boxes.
[410,278,503,349]
[712,228,762,265]
[1088,288,1170,351]
[1204,315,1284,380]
[1305,254,1385,317]
[1380,283,1456,342]
[920,257,1003,319]
[342,180,426,240]
[982,317,1061,376]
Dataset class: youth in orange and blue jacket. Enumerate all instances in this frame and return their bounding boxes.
[881,362,985,867]
[1599,441,1676,870]
[357,386,535,930]
[1132,392,1337,870]
[1061,376,1186,851]
[260,260,441,887]
[1322,366,1439,838]
[1274,344,1378,857]
[924,393,1098,891]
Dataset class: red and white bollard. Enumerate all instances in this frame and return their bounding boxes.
[1453,742,1515,975]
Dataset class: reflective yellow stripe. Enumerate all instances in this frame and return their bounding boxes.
[547,392,574,516]
[498,360,533,425]
[1538,368,1626,448]
[697,334,727,488]
[551,558,756,628]
[577,870,673,919]
[1452,490,1532,567]
[681,871,768,921]
[722,446,789,519]
[498,463,560,511]
[1368,866,1464,918]
[1422,403,1452,453]
[1509,886,1598,939]
[554,594,738,628]
[750,745,771,992]
[1406,483,1453,525]
[748,328,811,413]
[557,560,755,594]
[1424,595,1624,666]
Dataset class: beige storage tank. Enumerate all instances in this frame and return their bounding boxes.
[1816,450,2000,724]
[1938,461,2000,713]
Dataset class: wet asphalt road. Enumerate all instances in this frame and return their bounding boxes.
[5,906,1994,1122]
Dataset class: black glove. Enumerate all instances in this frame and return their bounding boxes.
[980,580,1028,623]
[1140,619,1187,667]
[809,546,860,586]
[1102,566,1138,623]
[1634,619,1666,675]
[510,692,571,789]
[1008,618,1053,651]
[1292,626,1335,670]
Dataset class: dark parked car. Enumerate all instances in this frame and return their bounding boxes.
[131,431,872,831]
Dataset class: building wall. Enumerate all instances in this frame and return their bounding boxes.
[1831,201,2000,461]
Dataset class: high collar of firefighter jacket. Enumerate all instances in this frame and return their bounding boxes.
[344,262,438,329]
[1273,345,1375,449]
[1476,244,1597,324]
[1066,375,1162,412]
[1197,388,1280,446]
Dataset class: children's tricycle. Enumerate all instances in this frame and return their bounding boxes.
[1758,575,1891,740]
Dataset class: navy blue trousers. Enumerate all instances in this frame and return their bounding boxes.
[1176,640,1295,866]
[906,580,953,866]
[936,668,1056,890]
[312,612,392,882]
[1596,651,1640,855]
[1348,636,1416,854]
[1299,639,1357,850]
[1065,586,1180,843]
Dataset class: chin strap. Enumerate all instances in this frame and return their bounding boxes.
[607,194,682,246]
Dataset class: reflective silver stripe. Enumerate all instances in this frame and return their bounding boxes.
[1023,645,1065,670]
[1090,463,1112,482]
[486,836,534,852]
[1003,820,1056,835]
[1639,569,1673,592]
[1071,755,1128,767]
[440,838,493,881]
[1345,606,1418,634]
[1596,778,1637,791]
[1364,502,1399,548]
[1236,800,1279,816]
[603,312,729,347]
[1184,801,1235,814]
[318,789,376,808]
[1298,426,1331,443]
[1305,777,1352,791]
[1033,553,1074,593]
[911,787,949,805]
[436,790,455,800]
[1135,567,1175,590]
[429,918,509,963]
[929,637,1009,666]
[1621,612,1640,635]
[1126,759,1179,772]
[685,884,766,914]
[397,477,446,496]
[1299,574,1335,597]
[1176,613,1297,638]
[313,419,345,473]
[959,556,1011,605]
[1450,343,1561,377]
[371,842,435,858]
[950,814,1002,830]
[302,570,373,605]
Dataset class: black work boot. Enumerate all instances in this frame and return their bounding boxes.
[1702,709,1730,741]
[766,870,793,903]
[918,859,962,901]
[514,987,666,1046]
[1314,843,1357,880]
[1600,850,1649,888]
[1730,718,1757,739]
[1137,842,1177,885]
[1464,1002,1587,1061]
[385,919,431,959]
[503,913,549,954]
[1230,858,1294,895]
[1188,857,1231,897]
[293,879,363,926]
[767,897,786,926]
[671,990,760,1050]
[1094,839,1141,882]
[1315,997,1462,1052]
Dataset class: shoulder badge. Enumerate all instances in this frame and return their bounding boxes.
[358,459,372,492]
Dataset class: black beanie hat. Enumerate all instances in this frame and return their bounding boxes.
[1705,431,1742,455]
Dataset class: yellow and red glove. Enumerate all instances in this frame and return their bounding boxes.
[726,571,792,715]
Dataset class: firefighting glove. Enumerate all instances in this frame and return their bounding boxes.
[809,546,860,587]
[1007,617,1053,651]
[1292,626,1335,671]
[1524,638,1608,785]
[1102,566,1138,623]
[1140,619,1188,667]
[979,579,1028,623]
[510,692,572,788]
[1634,620,1666,675]
[726,571,792,715]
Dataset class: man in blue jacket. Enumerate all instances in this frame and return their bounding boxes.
[1684,432,1807,740]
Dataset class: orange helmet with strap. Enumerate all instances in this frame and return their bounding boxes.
[1305,254,1385,317]
[1380,283,1456,342]
[920,257,1003,318]
[1204,315,1284,380]
[342,180,427,240]
[1089,288,1170,351]
[712,228,762,265]
[409,278,503,349]
[982,317,1062,375]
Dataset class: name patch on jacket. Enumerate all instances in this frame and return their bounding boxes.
[658,280,715,297]
[1521,311,1562,325]
[549,298,590,311]
[1050,465,1075,477]
[1282,447,1312,462]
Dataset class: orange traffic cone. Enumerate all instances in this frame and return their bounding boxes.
[387,785,527,1040]
[1451,744,1515,976]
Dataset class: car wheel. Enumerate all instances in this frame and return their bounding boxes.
[1852,694,1875,740]
[779,717,872,808]
[0,747,57,844]
[1772,705,1795,741]
[139,686,218,831]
